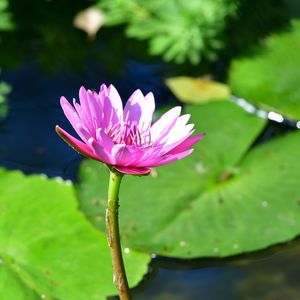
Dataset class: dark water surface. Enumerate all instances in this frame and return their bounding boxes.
[129,240,300,300]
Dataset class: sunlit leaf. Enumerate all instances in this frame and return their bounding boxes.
[166,76,230,104]
[229,19,300,121]
[0,169,150,299]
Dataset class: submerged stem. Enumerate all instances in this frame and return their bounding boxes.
[106,169,131,300]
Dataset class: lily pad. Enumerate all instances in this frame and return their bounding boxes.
[0,169,150,299]
[229,19,300,121]
[74,101,299,259]
[166,76,230,104]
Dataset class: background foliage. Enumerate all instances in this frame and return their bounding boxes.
[98,0,237,64]
[0,0,14,30]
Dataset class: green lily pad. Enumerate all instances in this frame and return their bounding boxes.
[74,101,300,259]
[229,19,300,121]
[166,76,230,104]
[0,169,150,299]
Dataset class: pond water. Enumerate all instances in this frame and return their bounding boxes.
[1,1,300,298]
[1,59,300,300]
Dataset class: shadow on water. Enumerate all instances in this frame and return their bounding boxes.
[125,238,300,300]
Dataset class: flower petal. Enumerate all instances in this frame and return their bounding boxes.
[139,92,155,133]
[88,137,114,164]
[167,134,205,155]
[114,166,151,175]
[149,149,194,167]
[78,87,95,132]
[159,123,195,154]
[135,148,193,167]
[102,85,123,128]
[112,144,144,166]
[123,89,144,124]
[55,125,98,160]
[87,90,103,130]
[150,106,181,143]
[60,96,88,140]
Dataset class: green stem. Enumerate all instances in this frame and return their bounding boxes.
[106,169,131,300]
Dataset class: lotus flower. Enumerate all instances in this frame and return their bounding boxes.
[56,84,204,175]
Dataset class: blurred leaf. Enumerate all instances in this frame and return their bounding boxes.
[0,81,11,117]
[0,169,150,299]
[0,0,14,30]
[166,76,230,104]
[229,20,300,121]
[99,0,238,64]
[76,102,300,259]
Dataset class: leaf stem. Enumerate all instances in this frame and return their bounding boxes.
[106,169,131,300]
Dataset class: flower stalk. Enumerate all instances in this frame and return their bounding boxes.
[106,169,131,300]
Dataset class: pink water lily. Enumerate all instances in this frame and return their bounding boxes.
[56,84,204,175]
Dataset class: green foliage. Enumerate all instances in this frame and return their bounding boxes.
[76,101,300,259]
[0,0,14,30]
[229,20,300,120]
[0,81,10,117]
[0,169,150,299]
[98,0,238,64]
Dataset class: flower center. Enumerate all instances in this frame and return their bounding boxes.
[105,122,151,147]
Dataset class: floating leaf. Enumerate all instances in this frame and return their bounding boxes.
[0,169,150,299]
[76,102,300,259]
[229,19,300,121]
[166,76,230,104]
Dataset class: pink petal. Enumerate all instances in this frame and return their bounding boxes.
[108,84,123,118]
[114,165,151,175]
[135,148,193,167]
[96,128,114,149]
[102,85,123,128]
[157,115,194,146]
[149,149,194,167]
[60,97,86,139]
[123,89,144,124]
[88,137,114,164]
[72,99,94,136]
[76,124,91,142]
[167,134,205,155]
[139,92,155,132]
[150,106,182,143]
[112,144,143,166]
[159,123,195,154]
[87,90,103,130]
[78,87,95,132]
[55,125,99,160]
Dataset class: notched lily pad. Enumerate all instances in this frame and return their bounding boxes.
[75,101,300,259]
